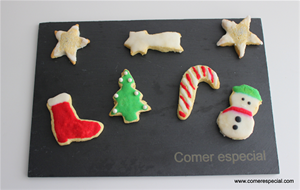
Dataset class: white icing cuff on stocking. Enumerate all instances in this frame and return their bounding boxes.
[48,93,71,106]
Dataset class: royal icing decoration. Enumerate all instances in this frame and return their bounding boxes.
[124,30,184,56]
[177,65,220,120]
[47,93,104,146]
[217,15,263,59]
[51,24,90,65]
[109,69,151,123]
[217,84,262,140]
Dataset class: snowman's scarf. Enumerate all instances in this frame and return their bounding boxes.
[222,106,252,117]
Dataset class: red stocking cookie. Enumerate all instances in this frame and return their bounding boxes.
[177,65,220,120]
[47,93,104,146]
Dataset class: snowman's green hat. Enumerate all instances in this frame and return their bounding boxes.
[233,84,262,101]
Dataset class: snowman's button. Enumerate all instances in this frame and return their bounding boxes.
[235,116,241,123]
[232,125,238,130]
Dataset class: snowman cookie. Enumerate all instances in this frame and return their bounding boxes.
[217,84,262,140]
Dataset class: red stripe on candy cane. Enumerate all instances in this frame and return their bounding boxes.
[192,67,200,80]
[180,82,192,98]
[179,111,186,118]
[207,67,214,83]
[178,65,220,121]
[180,95,190,110]
[186,73,195,90]
[201,66,206,77]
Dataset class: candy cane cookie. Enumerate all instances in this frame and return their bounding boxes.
[177,65,220,120]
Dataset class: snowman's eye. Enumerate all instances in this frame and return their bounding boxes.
[247,101,251,105]
[242,98,245,101]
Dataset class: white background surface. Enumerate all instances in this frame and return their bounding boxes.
[1,1,299,190]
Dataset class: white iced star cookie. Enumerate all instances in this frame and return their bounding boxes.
[124,30,184,56]
[51,24,90,65]
[217,16,263,59]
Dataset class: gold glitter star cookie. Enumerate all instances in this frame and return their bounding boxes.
[217,15,263,59]
[51,24,90,65]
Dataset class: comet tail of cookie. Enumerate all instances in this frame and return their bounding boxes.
[177,65,220,120]
[47,93,104,146]
[124,30,184,56]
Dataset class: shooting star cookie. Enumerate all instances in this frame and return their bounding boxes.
[124,30,184,56]
[217,15,263,59]
[51,24,90,65]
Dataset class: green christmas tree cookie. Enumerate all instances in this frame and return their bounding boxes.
[109,69,151,123]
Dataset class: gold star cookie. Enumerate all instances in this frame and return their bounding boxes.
[51,24,90,65]
[217,16,263,59]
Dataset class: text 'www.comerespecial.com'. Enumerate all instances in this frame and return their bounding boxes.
[234,178,295,184]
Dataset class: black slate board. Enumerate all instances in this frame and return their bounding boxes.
[28,19,279,177]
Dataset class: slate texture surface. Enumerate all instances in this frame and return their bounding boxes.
[28,19,279,177]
